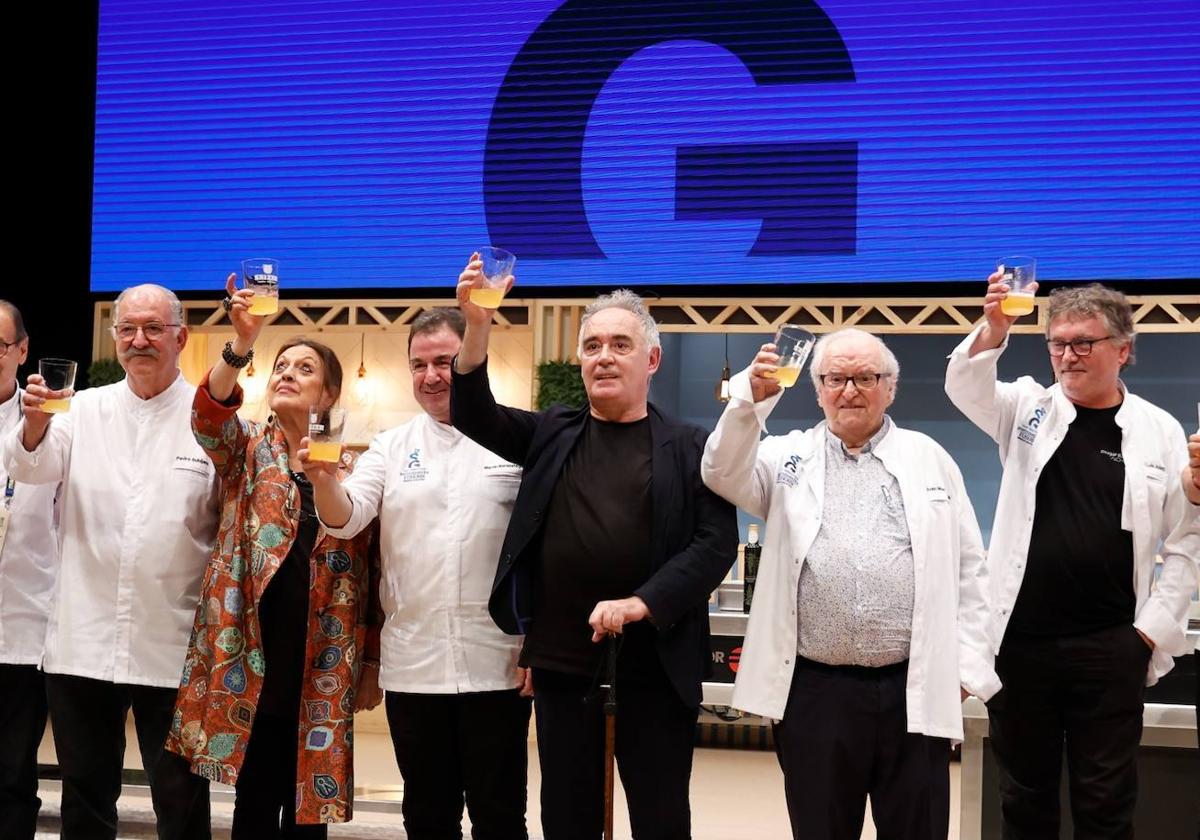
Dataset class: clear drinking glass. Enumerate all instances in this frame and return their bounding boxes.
[307,406,347,463]
[766,325,816,388]
[997,256,1037,317]
[242,258,281,316]
[470,247,515,310]
[39,358,78,413]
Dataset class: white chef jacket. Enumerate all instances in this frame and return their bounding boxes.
[1,374,220,688]
[702,370,998,740]
[0,386,61,665]
[323,412,523,694]
[945,327,1199,685]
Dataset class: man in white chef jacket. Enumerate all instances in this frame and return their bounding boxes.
[2,284,219,840]
[703,327,997,840]
[311,307,531,839]
[945,281,1198,839]
[0,300,61,840]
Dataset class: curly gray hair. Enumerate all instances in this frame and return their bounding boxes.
[1047,283,1136,366]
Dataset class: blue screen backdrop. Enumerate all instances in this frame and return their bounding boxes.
[91,0,1199,291]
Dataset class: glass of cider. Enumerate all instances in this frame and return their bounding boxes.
[307,406,347,463]
[241,258,281,316]
[470,247,515,310]
[39,358,78,413]
[997,256,1037,317]
[766,325,816,388]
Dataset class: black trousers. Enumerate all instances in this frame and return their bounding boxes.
[385,688,532,840]
[0,664,49,840]
[772,657,950,840]
[44,672,211,840]
[989,624,1151,840]
[531,665,698,840]
[232,710,327,839]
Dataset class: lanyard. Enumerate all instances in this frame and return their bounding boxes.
[3,389,21,509]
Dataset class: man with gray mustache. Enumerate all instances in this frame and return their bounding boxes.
[2,284,219,839]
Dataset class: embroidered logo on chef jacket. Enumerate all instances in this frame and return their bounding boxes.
[173,454,213,478]
[1144,460,1167,482]
[1016,407,1047,446]
[403,448,429,483]
[776,454,802,487]
[483,461,521,473]
[925,485,950,503]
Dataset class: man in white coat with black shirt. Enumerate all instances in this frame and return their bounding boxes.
[311,307,532,840]
[945,280,1198,840]
[2,284,219,840]
[703,327,997,840]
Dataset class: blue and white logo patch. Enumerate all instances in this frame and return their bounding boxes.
[1016,407,1047,446]
[776,454,802,487]
[403,448,429,483]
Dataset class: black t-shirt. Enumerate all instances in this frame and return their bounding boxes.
[1008,403,1135,637]
[256,471,318,717]
[521,414,660,681]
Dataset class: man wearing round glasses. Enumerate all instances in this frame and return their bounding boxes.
[946,281,1197,839]
[2,284,219,839]
[703,327,996,840]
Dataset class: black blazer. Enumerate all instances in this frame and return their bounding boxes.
[450,358,737,708]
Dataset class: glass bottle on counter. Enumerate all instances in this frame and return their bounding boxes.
[742,524,761,614]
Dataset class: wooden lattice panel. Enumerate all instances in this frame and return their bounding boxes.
[94,295,1198,364]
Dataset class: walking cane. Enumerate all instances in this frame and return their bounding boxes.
[602,632,618,840]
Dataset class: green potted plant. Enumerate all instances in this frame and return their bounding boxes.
[86,358,125,388]
[535,360,586,410]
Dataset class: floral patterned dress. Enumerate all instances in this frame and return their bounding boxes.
[165,374,382,824]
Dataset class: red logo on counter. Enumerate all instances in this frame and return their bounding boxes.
[729,647,742,674]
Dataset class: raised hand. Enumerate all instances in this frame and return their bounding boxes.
[971,270,1039,355]
[19,373,58,450]
[224,272,266,347]
[749,343,784,403]
[1184,433,1200,505]
[455,252,514,329]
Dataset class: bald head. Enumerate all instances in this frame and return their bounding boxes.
[115,284,184,325]
[112,284,188,399]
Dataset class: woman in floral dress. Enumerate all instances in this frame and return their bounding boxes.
[166,275,383,836]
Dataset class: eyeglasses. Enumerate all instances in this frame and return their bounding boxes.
[0,338,22,359]
[818,372,890,391]
[112,322,181,341]
[1045,336,1115,357]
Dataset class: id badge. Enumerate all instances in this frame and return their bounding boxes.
[0,506,10,558]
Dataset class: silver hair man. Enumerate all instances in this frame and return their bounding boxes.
[578,289,661,354]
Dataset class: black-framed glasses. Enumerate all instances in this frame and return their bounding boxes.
[0,338,22,359]
[111,321,181,341]
[1045,336,1115,357]
[818,372,890,391]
